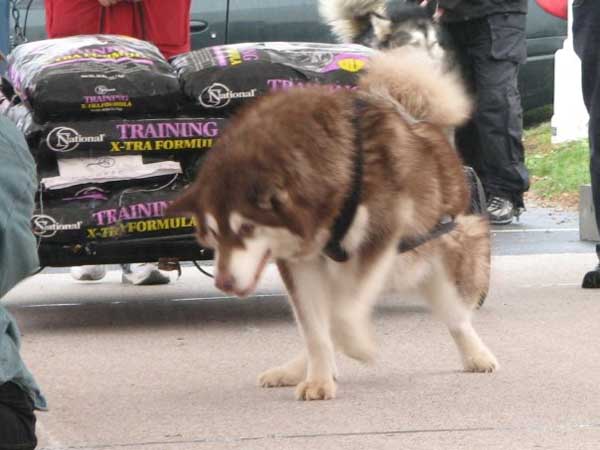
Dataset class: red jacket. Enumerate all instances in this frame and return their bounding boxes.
[536,0,568,20]
[44,0,191,59]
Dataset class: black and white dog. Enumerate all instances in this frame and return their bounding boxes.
[319,0,487,220]
[319,0,454,69]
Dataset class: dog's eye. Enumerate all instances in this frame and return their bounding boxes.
[238,223,255,237]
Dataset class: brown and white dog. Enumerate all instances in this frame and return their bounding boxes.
[168,46,497,401]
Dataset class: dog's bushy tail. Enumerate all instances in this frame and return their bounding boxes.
[318,0,385,43]
[359,47,472,127]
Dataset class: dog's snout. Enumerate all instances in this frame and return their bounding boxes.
[215,273,235,292]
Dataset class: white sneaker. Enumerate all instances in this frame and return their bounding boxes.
[71,265,107,281]
[121,263,170,285]
[486,196,519,225]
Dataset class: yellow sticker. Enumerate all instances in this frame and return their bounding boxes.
[337,58,365,72]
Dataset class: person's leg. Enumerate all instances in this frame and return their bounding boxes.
[459,15,529,224]
[445,23,482,174]
[445,23,488,215]
[70,265,107,281]
[44,0,103,37]
[0,383,37,450]
[71,263,171,285]
[140,0,192,59]
[121,263,170,285]
[573,0,600,288]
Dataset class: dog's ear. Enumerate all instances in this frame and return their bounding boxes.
[165,186,199,217]
[256,184,290,211]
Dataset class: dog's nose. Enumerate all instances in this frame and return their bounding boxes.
[215,273,235,292]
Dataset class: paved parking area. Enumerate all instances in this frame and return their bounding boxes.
[4,208,600,450]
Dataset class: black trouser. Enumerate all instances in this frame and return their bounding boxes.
[573,0,600,233]
[445,13,530,207]
[0,382,37,450]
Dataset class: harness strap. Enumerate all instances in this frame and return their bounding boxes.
[397,215,456,253]
[323,98,368,262]
[322,97,457,262]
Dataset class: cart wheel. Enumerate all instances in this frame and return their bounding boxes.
[463,166,487,215]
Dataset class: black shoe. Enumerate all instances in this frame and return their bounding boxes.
[582,244,600,289]
[487,196,518,225]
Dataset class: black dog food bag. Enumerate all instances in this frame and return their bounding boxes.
[172,42,374,114]
[7,35,183,122]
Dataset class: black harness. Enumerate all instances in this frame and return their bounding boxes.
[322,98,456,263]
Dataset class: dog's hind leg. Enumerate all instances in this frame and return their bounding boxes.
[422,260,498,372]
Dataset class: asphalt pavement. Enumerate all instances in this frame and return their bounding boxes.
[4,206,600,450]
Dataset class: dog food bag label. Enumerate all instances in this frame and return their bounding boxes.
[32,177,196,244]
[38,117,227,157]
[41,154,183,190]
[171,42,374,114]
[7,35,183,123]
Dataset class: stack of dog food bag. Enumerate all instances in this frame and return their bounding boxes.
[4,35,226,249]
[2,35,372,259]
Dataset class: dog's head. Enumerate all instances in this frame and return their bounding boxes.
[342,0,449,68]
[371,1,438,46]
[168,171,318,297]
[167,91,348,297]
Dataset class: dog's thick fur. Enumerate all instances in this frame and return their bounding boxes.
[168,47,497,401]
[319,0,452,71]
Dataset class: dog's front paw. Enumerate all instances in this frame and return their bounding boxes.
[295,378,337,401]
[463,349,499,373]
[258,367,303,388]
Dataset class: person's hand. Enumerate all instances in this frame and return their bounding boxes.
[98,0,121,6]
